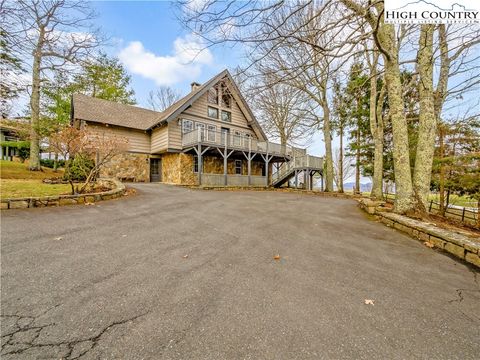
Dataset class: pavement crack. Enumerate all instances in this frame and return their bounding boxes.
[1,312,148,359]
[448,289,464,303]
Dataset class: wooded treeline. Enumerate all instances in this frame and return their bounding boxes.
[180,0,480,215]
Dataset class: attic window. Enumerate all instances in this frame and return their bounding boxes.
[220,85,232,108]
[207,87,218,105]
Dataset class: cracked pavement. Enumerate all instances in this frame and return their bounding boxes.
[1,184,479,359]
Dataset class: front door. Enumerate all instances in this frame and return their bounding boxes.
[150,158,161,182]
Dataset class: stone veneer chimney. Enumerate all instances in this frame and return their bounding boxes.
[191,82,201,92]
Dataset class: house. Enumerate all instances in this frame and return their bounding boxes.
[0,120,26,161]
[71,69,323,188]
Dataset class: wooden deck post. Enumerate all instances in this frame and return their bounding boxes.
[198,142,202,185]
[224,140,228,185]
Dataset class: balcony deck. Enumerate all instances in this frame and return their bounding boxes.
[182,129,306,159]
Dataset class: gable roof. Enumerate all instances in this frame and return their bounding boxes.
[72,69,267,139]
[153,69,267,140]
[72,94,162,131]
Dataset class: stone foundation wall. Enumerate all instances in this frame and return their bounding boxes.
[101,152,149,182]
[203,156,264,176]
[162,153,197,185]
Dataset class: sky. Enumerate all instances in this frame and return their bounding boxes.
[89,0,328,158]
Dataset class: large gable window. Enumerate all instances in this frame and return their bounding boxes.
[207,87,218,105]
[220,84,232,108]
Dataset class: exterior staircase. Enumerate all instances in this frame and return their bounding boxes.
[271,155,323,188]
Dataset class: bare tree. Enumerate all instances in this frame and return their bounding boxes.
[246,73,316,146]
[146,86,182,112]
[6,0,102,170]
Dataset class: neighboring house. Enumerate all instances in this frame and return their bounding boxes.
[1,122,23,161]
[71,69,323,188]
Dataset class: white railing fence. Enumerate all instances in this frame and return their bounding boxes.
[182,128,304,157]
[271,155,324,183]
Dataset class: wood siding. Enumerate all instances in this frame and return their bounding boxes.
[86,122,151,154]
[172,87,258,150]
[151,124,168,153]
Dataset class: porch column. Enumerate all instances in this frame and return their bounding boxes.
[321,174,324,191]
[198,142,202,185]
[0,145,3,160]
[224,141,228,185]
[6,146,9,161]
[295,170,298,188]
[305,169,310,190]
[247,137,252,186]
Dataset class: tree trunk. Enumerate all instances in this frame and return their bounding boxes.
[355,95,361,194]
[53,152,59,172]
[370,78,385,200]
[339,126,344,193]
[378,23,414,213]
[322,101,334,192]
[438,124,445,215]
[413,24,436,212]
[29,29,44,171]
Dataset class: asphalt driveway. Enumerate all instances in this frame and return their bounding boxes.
[1,184,479,359]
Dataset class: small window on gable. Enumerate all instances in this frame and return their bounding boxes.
[208,106,219,119]
[221,110,231,122]
[207,87,218,105]
[182,119,193,134]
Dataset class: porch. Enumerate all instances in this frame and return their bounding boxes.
[182,129,323,188]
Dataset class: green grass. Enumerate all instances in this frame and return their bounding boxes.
[0,160,63,180]
[0,179,71,199]
[0,160,69,199]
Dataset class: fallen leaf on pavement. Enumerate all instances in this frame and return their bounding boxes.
[85,202,95,206]
[122,234,127,237]
[54,236,63,241]
[364,299,375,305]
[424,242,434,248]
[273,255,280,260]
[183,255,189,259]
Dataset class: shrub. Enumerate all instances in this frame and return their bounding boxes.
[40,159,66,168]
[64,154,95,182]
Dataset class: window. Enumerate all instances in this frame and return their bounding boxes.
[182,119,193,134]
[221,110,231,122]
[243,133,251,147]
[221,93,231,108]
[221,127,230,145]
[193,155,199,173]
[235,160,242,175]
[207,87,218,104]
[207,124,216,142]
[208,106,219,119]
[233,130,241,147]
[196,122,205,140]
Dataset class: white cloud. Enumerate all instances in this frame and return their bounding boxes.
[118,34,213,86]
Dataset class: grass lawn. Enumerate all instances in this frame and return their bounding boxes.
[0,160,63,180]
[1,160,69,199]
[0,179,71,198]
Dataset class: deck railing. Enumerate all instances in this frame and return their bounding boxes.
[182,128,305,157]
[271,155,324,183]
